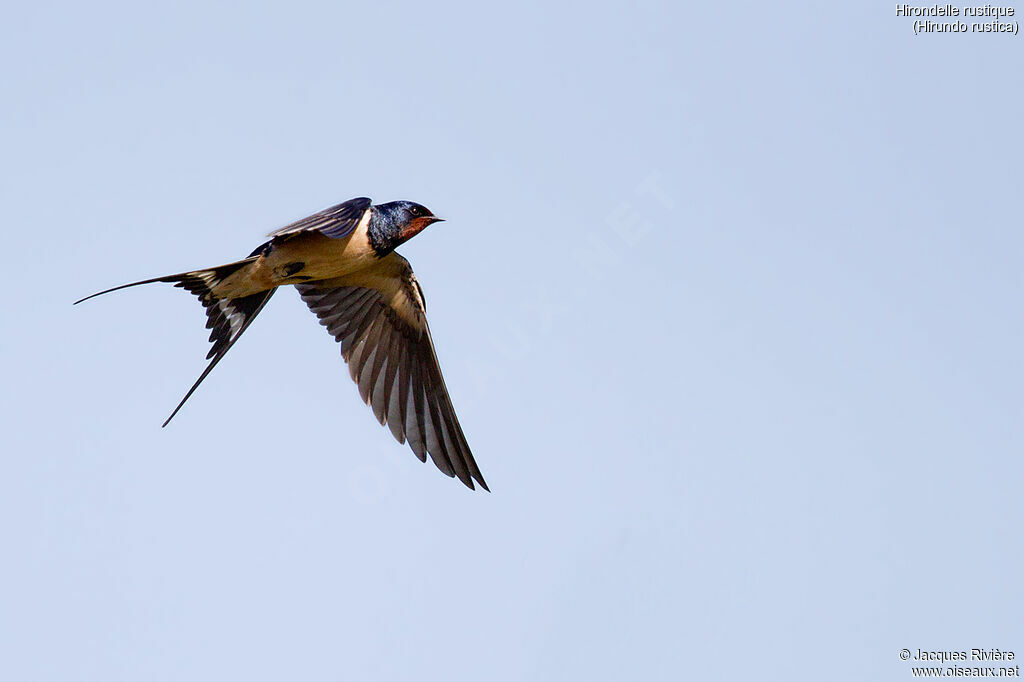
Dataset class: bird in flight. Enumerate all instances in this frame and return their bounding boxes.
[76,197,487,491]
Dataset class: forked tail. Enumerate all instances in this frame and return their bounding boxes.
[75,255,276,426]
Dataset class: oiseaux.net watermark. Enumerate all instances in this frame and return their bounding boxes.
[899,648,1019,678]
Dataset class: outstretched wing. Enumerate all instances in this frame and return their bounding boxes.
[295,253,487,491]
[267,197,372,240]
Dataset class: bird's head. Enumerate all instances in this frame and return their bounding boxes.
[371,201,444,252]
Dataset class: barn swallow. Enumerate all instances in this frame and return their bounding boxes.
[76,197,488,491]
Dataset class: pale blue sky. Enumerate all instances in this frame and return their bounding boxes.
[2,2,1021,680]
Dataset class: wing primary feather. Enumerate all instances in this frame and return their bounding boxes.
[418,359,456,479]
[379,331,402,431]
[368,319,392,393]
[355,317,385,404]
[405,354,429,463]
[419,332,488,491]
[368,322,394,423]
[370,356,389,425]
[386,345,407,444]
[424,362,472,487]
[350,315,384,390]
[350,315,378,395]
[392,339,413,444]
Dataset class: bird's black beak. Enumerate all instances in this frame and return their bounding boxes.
[428,216,445,224]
